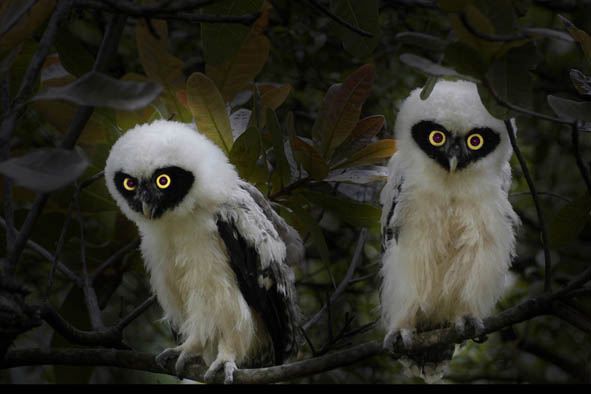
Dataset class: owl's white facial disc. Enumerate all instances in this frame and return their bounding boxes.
[105,119,239,223]
[394,80,511,174]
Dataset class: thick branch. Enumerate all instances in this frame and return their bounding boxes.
[5,279,589,383]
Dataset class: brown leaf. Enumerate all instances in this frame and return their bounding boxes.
[317,64,376,158]
[334,139,396,169]
[205,2,272,102]
[290,136,329,180]
[331,115,385,164]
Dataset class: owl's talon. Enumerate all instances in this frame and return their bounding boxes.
[384,328,415,354]
[224,361,238,384]
[155,347,181,370]
[203,359,238,384]
[454,315,485,338]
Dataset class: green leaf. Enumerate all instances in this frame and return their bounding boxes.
[547,95,591,122]
[301,191,381,230]
[570,69,591,97]
[282,201,331,268]
[331,115,385,164]
[266,108,291,188]
[565,25,591,64]
[135,19,184,91]
[290,136,329,180]
[334,139,396,169]
[330,0,380,57]
[316,64,376,158]
[477,83,509,120]
[186,72,234,156]
[487,42,538,113]
[201,0,263,66]
[396,32,448,52]
[400,53,461,78]
[230,126,261,181]
[420,76,438,100]
[547,194,591,248]
[0,0,54,50]
[0,147,89,193]
[0,0,38,37]
[54,29,95,77]
[32,71,163,110]
[444,41,488,80]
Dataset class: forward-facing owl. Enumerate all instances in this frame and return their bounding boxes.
[380,80,520,382]
[105,120,303,383]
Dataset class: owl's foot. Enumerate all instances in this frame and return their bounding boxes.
[454,315,485,338]
[155,346,203,379]
[383,328,415,354]
[155,347,181,370]
[204,358,238,384]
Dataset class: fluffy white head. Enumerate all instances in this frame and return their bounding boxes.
[394,79,511,177]
[105,119,239,223]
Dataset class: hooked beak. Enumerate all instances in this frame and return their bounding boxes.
[141,201,157,220]
[448,156,458,173]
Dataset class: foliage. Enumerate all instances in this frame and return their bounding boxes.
[0,0,590,385]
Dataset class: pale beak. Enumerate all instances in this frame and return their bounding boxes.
[448,156,458,173]
[142,201,156,219]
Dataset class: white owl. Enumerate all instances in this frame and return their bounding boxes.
[104,120,303,383]
[380,80,520,381]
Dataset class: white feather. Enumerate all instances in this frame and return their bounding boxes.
[380,80,520,379]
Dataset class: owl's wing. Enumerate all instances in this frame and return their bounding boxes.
[380,156,404,251]
[215,187,300,365]
[237,180,305,268]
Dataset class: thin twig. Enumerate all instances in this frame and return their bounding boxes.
[74,0,260,25]
[505,120,552,292]
[509,191,572,203]
[571,122,591,193]
[460,13,529,42]
[303,0,374,38]
[91,238,141,283]
[0,217,80,285]
[45,199,76,301]
[485,78,573,125]
[114,295,158,331]
[303,228,368,330]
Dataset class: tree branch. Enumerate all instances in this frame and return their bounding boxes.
[5,278,590,383]
[303,228,368,330]
[303,0,375,38]
[505,120,553,292]
[74,0,260,25]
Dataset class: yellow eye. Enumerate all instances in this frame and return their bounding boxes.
[467,133,484,150]
[156,174,171,189]
[123,177,136,191]
[429,130,446,147]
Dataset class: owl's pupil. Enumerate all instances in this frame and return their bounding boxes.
[471,137,479,146]
[433,133,443,143]
[126,179,134,188]
[159,177,167,185]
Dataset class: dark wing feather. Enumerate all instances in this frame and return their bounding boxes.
[216,217,296,365]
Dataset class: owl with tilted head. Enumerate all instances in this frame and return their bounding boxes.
[105,120,303,383]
